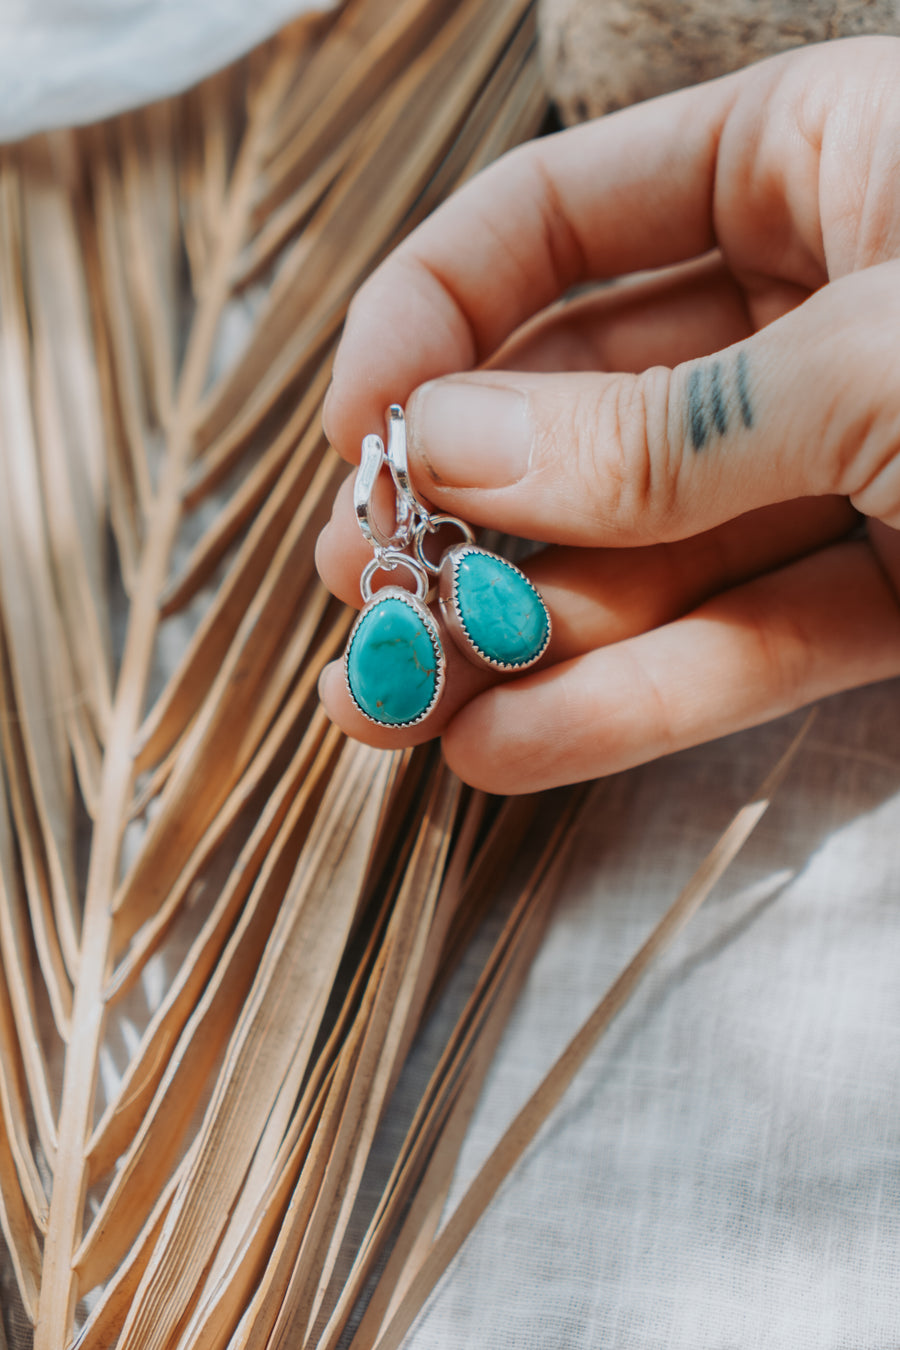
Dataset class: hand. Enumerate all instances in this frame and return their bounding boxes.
[316,36,900,793]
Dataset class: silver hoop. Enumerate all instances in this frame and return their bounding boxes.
[354,432,414,551]
[360,548,430,603]
[414,513,475,574]
[385,402,441,534]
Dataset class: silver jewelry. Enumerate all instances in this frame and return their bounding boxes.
[341,405,552,727]
[343,439,444,727]
[386,409,551,673]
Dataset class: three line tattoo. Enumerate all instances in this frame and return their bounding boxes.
[686,349,754,450]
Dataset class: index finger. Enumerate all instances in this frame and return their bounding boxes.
[323,65,742,460]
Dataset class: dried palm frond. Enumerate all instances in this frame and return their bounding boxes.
[0,3,809,1347]
[0,5,554,1345]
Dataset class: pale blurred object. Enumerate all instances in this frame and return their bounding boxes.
[0,0,335,140]
[538,0,900,122]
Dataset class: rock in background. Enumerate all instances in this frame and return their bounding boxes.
[538,0,900,121]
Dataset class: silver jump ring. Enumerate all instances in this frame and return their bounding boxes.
[360,548,430,603]
[414,513,475,574]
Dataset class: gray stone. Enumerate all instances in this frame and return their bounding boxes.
[538,0,900,123]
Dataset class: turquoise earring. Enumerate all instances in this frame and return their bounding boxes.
[434,531,551,673]
[384,404,551,673]
[343,431,444,727]
[341,404,552,727]
[344,548,444,726]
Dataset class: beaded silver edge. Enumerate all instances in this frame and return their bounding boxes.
[438,544,551,673]
[344,587,445,727]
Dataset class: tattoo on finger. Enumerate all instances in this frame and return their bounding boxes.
[686,349,754,451]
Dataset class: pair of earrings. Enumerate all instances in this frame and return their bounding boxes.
[343,405,551,728]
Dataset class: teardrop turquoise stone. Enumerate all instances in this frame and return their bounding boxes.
[347,596,439,725]
[455,552,549,667]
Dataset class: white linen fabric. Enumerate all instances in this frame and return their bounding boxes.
[400,683,900,1348]
[0,0,331,141]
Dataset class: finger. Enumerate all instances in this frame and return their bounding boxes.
[316,496,858,747]
[324,59,746,459]
[869,518,900,595]
[325,38,900,463]
[315,474,376,608]
[440,538,900,793]
[315,248,811,610]
[316,461,854,620]
[487,254,757,376]
[402,261,900,545]
[529,496,858,654]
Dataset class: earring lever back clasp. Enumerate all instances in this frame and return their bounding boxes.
[354,431,414,554]
[385,403,436,532]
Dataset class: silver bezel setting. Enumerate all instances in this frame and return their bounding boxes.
[438,544,551,673]
[344,587,445,728]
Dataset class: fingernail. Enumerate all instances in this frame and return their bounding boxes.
[407,378,532,487]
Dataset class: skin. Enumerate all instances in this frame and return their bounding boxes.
[316,36,900,793]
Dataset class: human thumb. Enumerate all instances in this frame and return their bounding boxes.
[404,263,900,545]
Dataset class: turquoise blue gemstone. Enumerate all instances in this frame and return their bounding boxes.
[455,552,549,667]
[347,595,440,725]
